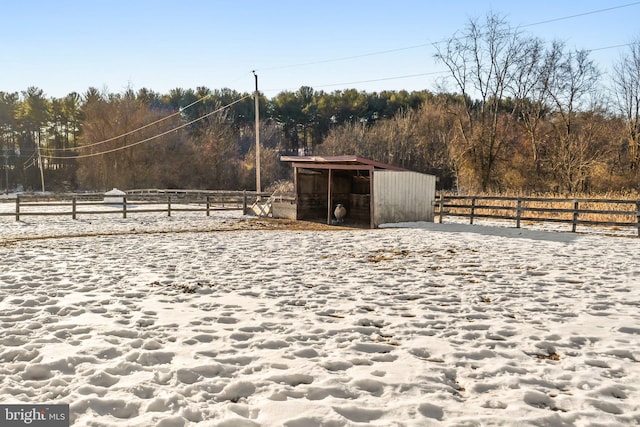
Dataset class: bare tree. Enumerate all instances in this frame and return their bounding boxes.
[434,13,535,191]
[76,90,183,190]
[510,38,555,183]
[545,45,601,192]
[317,121,366,158]
[612,40,640,175]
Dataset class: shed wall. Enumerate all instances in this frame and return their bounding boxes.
[271,200,297,220]
[372,171,436,226]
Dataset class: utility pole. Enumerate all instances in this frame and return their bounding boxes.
[37,132,45,193]
[253,71,261,200]
[2,148,8,194]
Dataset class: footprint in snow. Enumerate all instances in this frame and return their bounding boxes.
[418,402,444,420]
[332,405,385,423]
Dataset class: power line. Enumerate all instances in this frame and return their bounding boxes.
[266,42,639,93]
[264,70,450,93]
[55,94,209,152]
[520,1,640,28]
[255,42,432,72]
[22,152,36,168]
[253,2,639,78]
[42,95,252,160]
[265,42,637,95]
[55,72,251,152]
[262,38,637,95]
[251,2,639,95]
[586,42,636,53]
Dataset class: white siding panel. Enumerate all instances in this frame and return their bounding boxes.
[373,171,436,227]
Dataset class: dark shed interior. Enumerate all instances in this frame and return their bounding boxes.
[296,168,371,225]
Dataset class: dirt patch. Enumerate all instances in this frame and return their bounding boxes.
[228,218,352,231]
[0,217,355,246]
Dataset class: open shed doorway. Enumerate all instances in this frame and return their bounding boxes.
[296,167,372,227]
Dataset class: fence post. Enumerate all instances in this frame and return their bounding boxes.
[72,196,77,220]
[123,196,127,219]
[470,197,476,225]
[206,196,210,217]
[15,195,19,221]
[572,200,579,233]
[167,196,172,217]
[636,201,640,238]
[438,193,444,224]
[242,190,248,215]
[516,198,522,229]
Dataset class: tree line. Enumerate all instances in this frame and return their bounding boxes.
[0,83,432,193]
[1,14,639,194]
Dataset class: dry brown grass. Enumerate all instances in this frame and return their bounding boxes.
[440,191,640,225]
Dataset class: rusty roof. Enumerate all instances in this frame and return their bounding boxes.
[279,155,407,171]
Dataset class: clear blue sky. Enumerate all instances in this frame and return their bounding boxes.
[2,0,638,99]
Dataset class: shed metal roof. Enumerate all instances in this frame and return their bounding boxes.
[279,155,407,171]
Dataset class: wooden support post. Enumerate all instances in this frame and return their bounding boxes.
[123,196,127,219]
[516,198,522,229]
[369,167,374,229]
[636,201,640,238]
[242,190,247,215]
[293,167,299,220]
[206,196,210,216]
[470,197,476,225]
[167,196,172,217]
[327,168,333,225]
[72,197,77,220]
[15,195,19,221]
[572,200,579,233]
[438,193,444,224]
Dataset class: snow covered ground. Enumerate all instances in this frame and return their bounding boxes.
[1,207,639,426]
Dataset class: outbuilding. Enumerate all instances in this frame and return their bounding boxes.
[275,156,436,228]
[104,188,126,205]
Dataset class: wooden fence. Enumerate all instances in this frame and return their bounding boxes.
[0,190,269,221]
[6,191,640,236]
[437,195,640,236]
